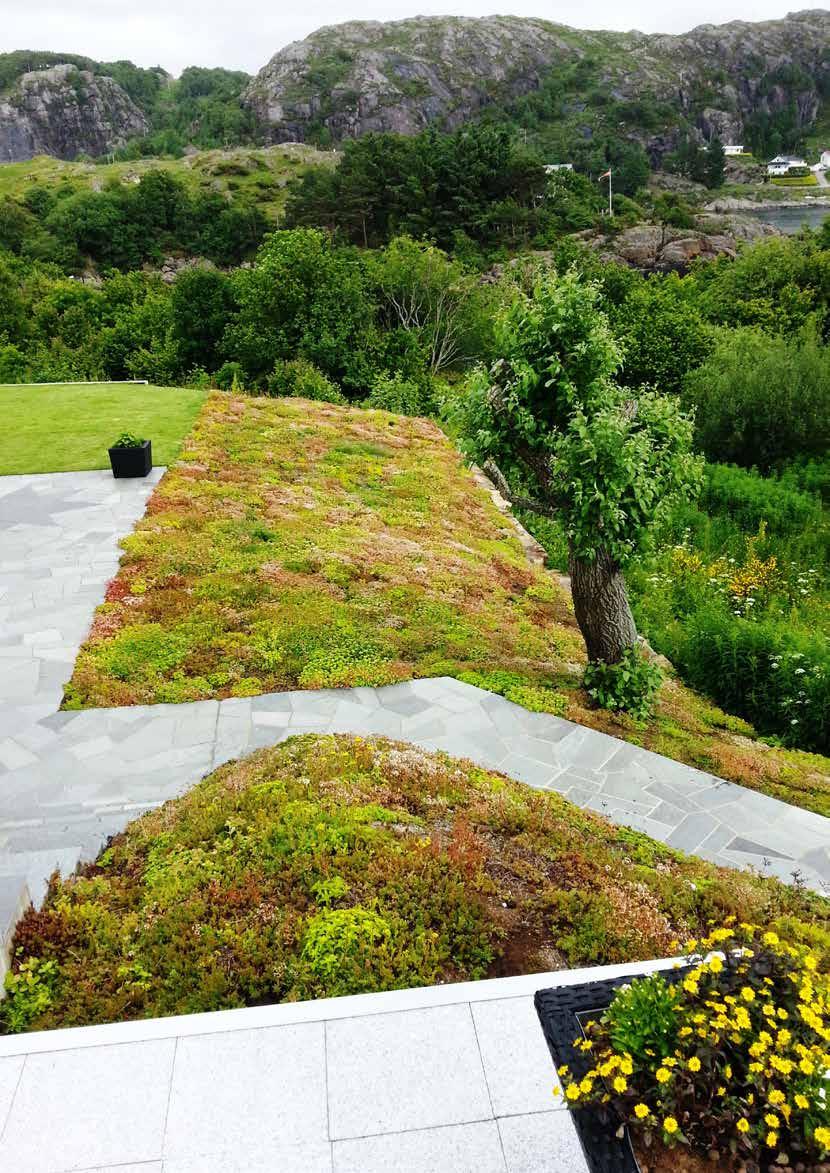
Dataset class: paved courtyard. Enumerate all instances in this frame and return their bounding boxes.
[0,957,680,1173]
[0,470,828,953]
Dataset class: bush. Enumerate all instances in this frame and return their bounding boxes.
[583,645,663,719]
[266,358,346,403]
[363,371,429,416]
[214,360,246,391]
[701,463,823,535]
[668,607,830,752]
[683,326,830,471]
[558,923,830,1166]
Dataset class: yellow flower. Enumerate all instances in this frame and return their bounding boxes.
[634,1103,650,1120]
[741,987,755,1003]
[766,1132,779,1149]
[736,1119,750,1134]
[795,1094,809,1110]
[663,1117,679,1135]
[580,1079,593,1095]
[656,1068,671,1084]
[815,1126,830,1150]
[565,1084,581,1102]
[764,1114,779,1129]
[709,956,723,974]
[799,1057,815,1075]
[688,1057,701,1072]
[768,1090,785,1106]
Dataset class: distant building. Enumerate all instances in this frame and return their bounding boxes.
[723,145,745,156]
[766,154,807,175]
[544,163,573,173]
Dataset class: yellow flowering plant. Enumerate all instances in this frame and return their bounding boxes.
[557,923,830,1164]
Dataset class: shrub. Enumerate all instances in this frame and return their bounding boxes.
[214,360,246,391]
[668,609,830,753]
[583,645,663,719]
[701,463,822,536]
[455,669,569,716]
[558,923,830,1166]
[363,371,429,416]
[266,358,345,404]
[683,326,830,471]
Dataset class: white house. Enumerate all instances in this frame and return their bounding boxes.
[723,145,745,156]
[544,163,573,173]
[766,154,807,175]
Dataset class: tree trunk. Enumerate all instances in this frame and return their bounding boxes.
[568,543,638,664]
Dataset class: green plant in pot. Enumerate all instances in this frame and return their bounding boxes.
[108,432,152,479]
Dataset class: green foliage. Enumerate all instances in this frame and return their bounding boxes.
[112,432,144,448]
[266,358,345,403]
[454,268,702,566]
[1,957,60,1033]
[285,125,553,251]
[214,361,246,390]
[363,371,428,416]
[604,972,680,1064]
[610,273,713,396]
[683,325,830,470]
[300,907,392,995]
[701,463,823,535]
[583,645,663,719]
[456,669,568,715]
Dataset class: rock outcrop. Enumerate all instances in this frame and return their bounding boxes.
[244,11,830,158]
[0,64,148,163]
[579,217,779,273]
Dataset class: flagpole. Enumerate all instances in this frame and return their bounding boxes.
[608,168,613,216]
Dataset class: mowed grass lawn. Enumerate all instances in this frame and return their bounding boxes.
[66,391,830,817]
[0,383,207,474]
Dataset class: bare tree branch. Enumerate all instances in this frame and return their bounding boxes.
[481,460,559,519]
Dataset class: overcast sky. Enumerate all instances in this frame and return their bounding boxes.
[3,1,804,75]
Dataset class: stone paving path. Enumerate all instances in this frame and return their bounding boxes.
[1,470,828,952]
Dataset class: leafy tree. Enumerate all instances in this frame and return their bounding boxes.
[370,237,495,374]
[224,228,379,390]
[610,276,713,396]
[170,267,237,373]
[453,269,702,666]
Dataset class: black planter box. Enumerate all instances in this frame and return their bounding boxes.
[535,969,687,1173]
[108,440,152,478]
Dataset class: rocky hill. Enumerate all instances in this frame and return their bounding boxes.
[243,10,830,159]
[0,63,148,163]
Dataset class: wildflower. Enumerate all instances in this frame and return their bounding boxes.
[795,1094,809,1110]
[764,1114,779,1129]
[766,1132,779,1148]
[740,987,755,1003]
[663,1117,678,1135]
[565,1084,581,1102]
[656,1068,671,1084]
[634,1103,650,1120]
[768,1090,785,1106]
[613,1076,627,1093]
[737,1119,750,1134]
[815,1126,830,1150]
[688,1057,701,1072]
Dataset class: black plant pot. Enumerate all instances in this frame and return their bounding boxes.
[535,969,688,1173]
[108,440,152,478]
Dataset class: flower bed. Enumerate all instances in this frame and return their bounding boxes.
[541,923,830,1170]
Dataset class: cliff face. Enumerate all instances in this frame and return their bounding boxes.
[0,64,148,163]
[243,10,830,154]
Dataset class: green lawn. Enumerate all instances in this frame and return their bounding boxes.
[0,383,207,474]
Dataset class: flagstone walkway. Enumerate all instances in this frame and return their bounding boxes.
[1,471,828,956]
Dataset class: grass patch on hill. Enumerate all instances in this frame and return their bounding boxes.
[0,382,207,474]
[0,145,337,221]
[4,734,827,1033]
[64,392,830,817]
